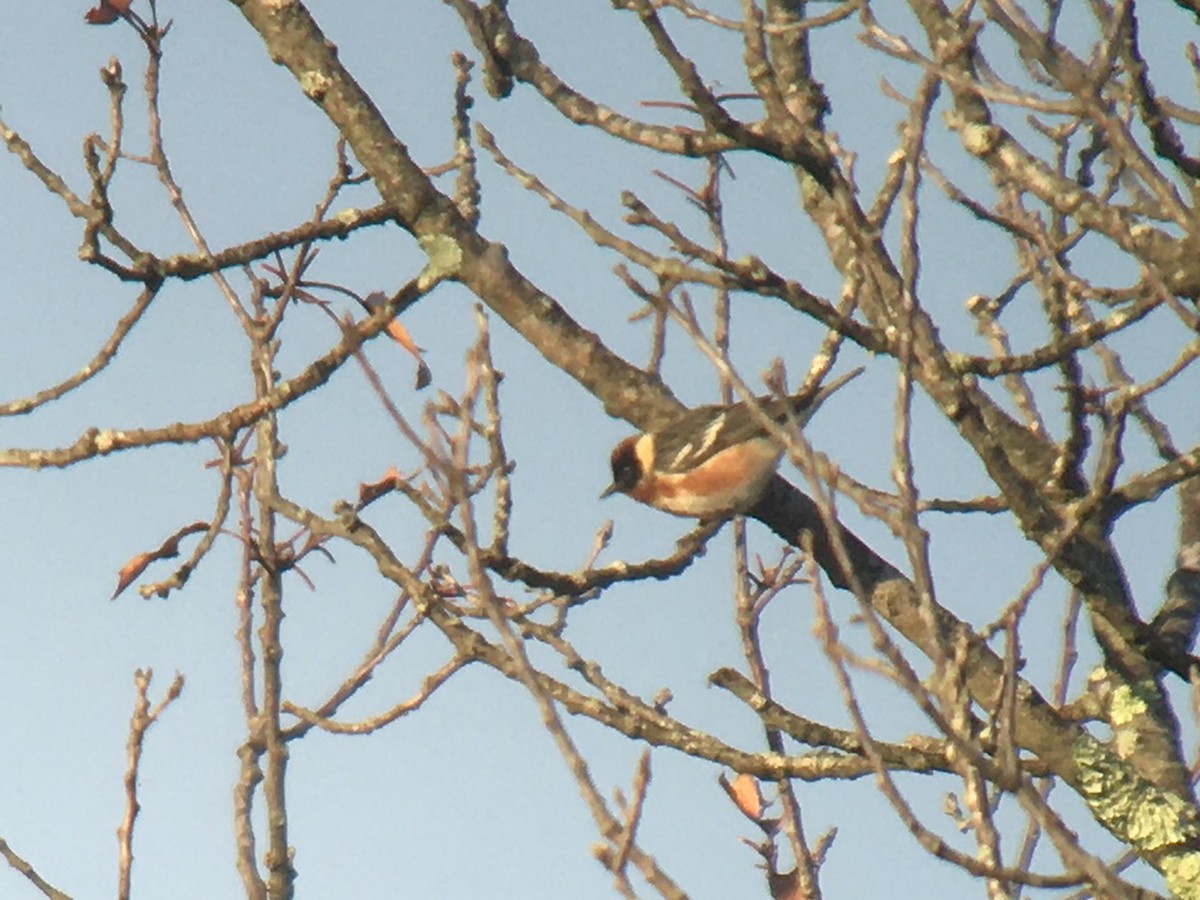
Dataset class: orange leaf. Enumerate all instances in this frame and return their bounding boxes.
[84,0,132,24]
[385,321,432,389]
[113,552,154,598]
[85,6,120,23]
[362,292,431,390]
[384,319,422,358]
[728,772,764,819]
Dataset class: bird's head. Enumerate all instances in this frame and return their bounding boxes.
[600,436,643,499]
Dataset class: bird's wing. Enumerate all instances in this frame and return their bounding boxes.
[651,367,863,474]
[652,400,787,474]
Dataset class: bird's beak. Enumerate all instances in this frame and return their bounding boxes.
[599,482,620,500]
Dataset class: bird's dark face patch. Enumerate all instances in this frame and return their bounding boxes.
[603,438,643,497]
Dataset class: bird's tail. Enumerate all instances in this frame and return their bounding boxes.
[790,365,864,427]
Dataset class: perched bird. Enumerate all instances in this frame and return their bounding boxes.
[601,367,863,518]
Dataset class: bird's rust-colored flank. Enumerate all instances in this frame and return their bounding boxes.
[628,436,782,518]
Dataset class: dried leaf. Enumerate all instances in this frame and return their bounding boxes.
[768,869,803,900]
[111,521,208,599]
[385,319,432,389]
[719,771,766,821]
[358,466,403,506]
[729,772,764,819]
[384,318,422,357]
[363,292,431,390]
[85,6,120,24]
[84,0,132,24]
[413,360,432,391]
[113,552,154,598]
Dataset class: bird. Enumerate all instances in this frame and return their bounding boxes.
[600,367,863,518]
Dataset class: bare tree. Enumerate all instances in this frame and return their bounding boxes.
[3,0,1200,897]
